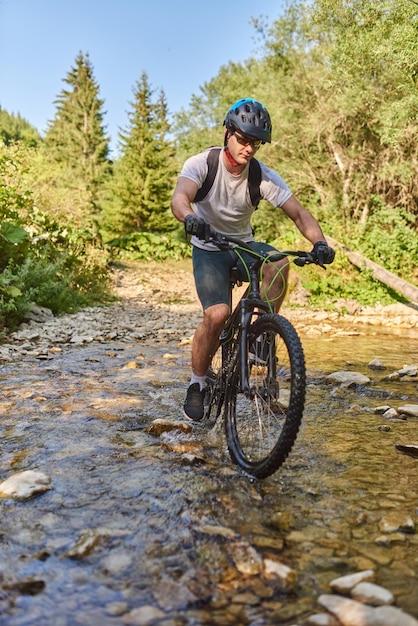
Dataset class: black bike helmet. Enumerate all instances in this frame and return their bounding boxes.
[224,98,272,143]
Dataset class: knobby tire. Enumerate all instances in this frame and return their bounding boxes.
[225,313,305,479]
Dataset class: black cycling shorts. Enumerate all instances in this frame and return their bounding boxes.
[192,241,277,311]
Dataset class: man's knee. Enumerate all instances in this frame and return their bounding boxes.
[203,303,230,330]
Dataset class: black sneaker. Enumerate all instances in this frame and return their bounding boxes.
[183,383,206,421]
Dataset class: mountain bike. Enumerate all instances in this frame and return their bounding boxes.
[196,228,324,479]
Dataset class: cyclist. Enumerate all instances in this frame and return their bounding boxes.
[171,98,335,421]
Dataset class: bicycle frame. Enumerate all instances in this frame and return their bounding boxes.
[197,227,324,478]
[220,250,289,396]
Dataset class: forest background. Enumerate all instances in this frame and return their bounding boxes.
[1,0,417,332]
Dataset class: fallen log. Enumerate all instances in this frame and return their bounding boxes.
[325,235,418,304]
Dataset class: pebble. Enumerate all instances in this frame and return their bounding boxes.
[318,594,418,626]
[350,582,394,606]
[0,470,51,499]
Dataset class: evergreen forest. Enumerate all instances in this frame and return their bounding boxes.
[1,0,417,332]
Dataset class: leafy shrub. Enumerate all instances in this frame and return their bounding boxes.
[0,143,111,332]
[106,229,192,261]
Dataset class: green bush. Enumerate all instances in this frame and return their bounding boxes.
[106,229,192,262]
[0,143,111,333]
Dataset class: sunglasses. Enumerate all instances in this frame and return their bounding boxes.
[233,131,262,150]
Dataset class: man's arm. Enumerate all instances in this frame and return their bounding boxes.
[281,195,327,245]
[171,177,199,223]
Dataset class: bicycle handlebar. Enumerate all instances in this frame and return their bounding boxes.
[197,225,326,269]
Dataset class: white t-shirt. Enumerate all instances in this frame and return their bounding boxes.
[179,147,293,249]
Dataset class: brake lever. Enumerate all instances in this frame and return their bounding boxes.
[293,253,326,269]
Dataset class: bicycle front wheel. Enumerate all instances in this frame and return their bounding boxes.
[225,313,305,479]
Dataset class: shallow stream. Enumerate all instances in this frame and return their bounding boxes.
[0,321,417,625]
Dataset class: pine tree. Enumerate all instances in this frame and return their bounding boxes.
[0,107,41,147]
[104,72,176,235]
[44,52,111,234]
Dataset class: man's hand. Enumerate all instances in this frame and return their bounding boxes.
[184,215,207,239]
[312,241,335,265]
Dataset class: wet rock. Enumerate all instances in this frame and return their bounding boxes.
[395,444,418,459]
[251,535,284,551]
[379,512,415,534]
[146,418,192,436]
[398,365,418,377]
[64,530,103,559]
[268,510,295,532]
[0,470,51,499]
[397,404,418,417]
[374,405,391,414]
[123,605,165,625]
[350,582,394,606]
[318,594,418,626]
[368,359,386,370]
[152,578,200,612]
[306,614,340,626]
[105,602,129,617]
[330,570,375,594]
[326,371,371,385]
[262,559,297,590]
[375,532,407,546]
[180,452,205,466]
[227,541,263,575]
[382,408,399,420]
[195,524,236,539]
[101,551,133,575]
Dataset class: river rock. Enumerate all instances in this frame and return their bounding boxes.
[330,570,375,594]
[123,605,165,625]
[318,594,418,626]
[379,512,415,534]
[146,418,192,436]
[24,304,54,323]
[397,404,418,417]
[398,365,418,377]
[350,582,394,606]
[326,371,371,385]
[262,559,297,590]
[382,408,399,420]
[306,614,340,626]
[227,541,263,576]
[0,470,51,499]
[368,359,386,370]
[374,405,391,414]
[395,444,418,459]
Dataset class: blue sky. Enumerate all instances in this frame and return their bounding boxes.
[0,0,285,153]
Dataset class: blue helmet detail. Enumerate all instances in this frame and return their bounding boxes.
[224,98,272,143]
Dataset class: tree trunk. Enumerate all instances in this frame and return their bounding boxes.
[325,235,418,304]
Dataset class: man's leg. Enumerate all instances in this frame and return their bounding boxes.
[184,304,229,421]
[191,303,230,377]
[184,248,232,421]
[262,257,289,313]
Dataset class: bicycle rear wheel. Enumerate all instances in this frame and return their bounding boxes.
[225,313,305,479]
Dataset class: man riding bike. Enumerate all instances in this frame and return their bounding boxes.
[171,98,335,421]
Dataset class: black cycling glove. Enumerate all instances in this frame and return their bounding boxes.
[184,215,207,239]
[312,241,335,265]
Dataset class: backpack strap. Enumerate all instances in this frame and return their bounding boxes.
[248,157,262,208]
[193,147,262,207]
[193,148,221,203]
